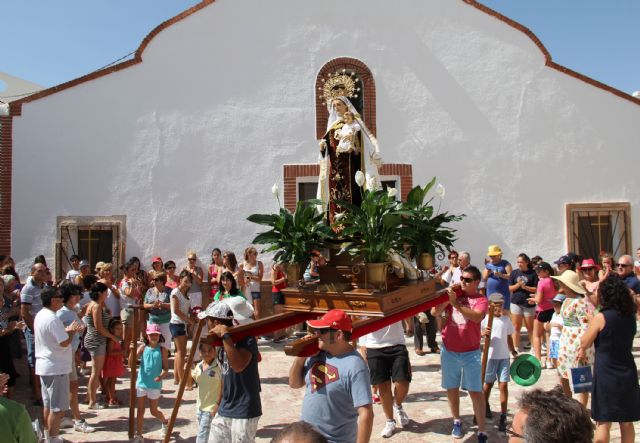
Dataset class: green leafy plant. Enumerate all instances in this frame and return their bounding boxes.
[399,177,464,259]
[247,199,334,266]
[334,188,407,263]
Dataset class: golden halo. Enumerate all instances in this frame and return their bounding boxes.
[322,73,357,104]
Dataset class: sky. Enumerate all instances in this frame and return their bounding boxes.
[1,0,639,97]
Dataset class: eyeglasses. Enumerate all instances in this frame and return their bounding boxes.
[617,263,632,268]
[505,426,525,439]
[460,277,475,283]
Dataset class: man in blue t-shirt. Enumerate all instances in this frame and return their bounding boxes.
[289,309,373,443]
[201,299,261,443]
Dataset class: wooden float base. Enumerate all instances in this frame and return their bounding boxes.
[282,278,437,316]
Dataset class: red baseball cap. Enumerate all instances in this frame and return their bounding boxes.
[307,309,353,332]
[152,256,163,264]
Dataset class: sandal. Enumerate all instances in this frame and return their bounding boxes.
[415,349,427,356]
[108,399,122,406]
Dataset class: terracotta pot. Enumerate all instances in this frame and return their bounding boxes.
[417,253,433,271]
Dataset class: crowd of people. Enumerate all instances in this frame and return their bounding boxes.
[0,244,639,443]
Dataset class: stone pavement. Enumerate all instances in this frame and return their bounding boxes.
[16,332,640,442]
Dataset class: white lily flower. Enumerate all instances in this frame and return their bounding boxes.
[435,183,445,199]
[387,187,398,198]
[355,170,365,187]
[335,212,345,221]
[271,183,279,197]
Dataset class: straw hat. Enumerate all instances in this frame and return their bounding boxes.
[551,270,586,295]
[487,245,503,257]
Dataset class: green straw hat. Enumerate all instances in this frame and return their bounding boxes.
[510,354,542,387]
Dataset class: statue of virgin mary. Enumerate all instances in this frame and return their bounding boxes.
[317,96,382,226]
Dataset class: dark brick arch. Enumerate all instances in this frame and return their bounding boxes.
[315,58,377,140]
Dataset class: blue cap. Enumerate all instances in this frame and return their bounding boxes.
[552,294,566,303]
[554,255,571,265]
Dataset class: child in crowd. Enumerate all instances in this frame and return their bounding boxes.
[134,324,169,442]
[481,293,517,432]
[191,342,222,443]
[546,294,565,369]
[102,318,126,406]
[271,262,288,342]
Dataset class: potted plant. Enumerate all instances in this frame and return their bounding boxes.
[333,173,406,288]
[247,186,334,281]
[399,177,464,270]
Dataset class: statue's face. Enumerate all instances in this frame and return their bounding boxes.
[332,99,347,116]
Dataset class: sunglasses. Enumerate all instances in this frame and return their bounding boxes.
[460,277,475,283]
[188,258,197,261]
[617,263,632,268]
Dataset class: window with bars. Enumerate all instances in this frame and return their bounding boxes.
[566,203,631,260]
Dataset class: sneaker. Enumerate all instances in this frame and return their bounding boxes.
[380,420,396,438]
[160,422,168,438]
[372,393,381,404]
[546,359,554,369]
[88,403,106,410]
[451,420,464,438]
[32,419,43,440]
[477,432,488,443]
[485,403,493,419]
[394,405,410,426]
[498,413,507,432]
[60,417,74,429]
[74,420,96,433]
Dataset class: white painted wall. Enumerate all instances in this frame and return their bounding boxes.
[10,0,640,276]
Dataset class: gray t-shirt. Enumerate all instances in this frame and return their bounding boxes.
[56,305,81,350]
[301,350,372,443]
[20,279,44,319]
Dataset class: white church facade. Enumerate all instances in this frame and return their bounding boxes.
[1,0,639,278]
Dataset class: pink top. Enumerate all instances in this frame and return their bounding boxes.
[536,277,557,312]
[441,290,488,353]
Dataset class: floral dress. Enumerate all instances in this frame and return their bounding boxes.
[557,296,594,378]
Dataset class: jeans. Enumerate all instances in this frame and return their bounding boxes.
[197,410,213,443]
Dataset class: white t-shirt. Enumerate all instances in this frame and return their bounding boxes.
[481,315,514,360]
[359,321,405,349]
[105,287,120,318]
[442,266,462,286]
[65,269,80,283]
[170,287,191,325]
[550,312,564,342]
[34,308,72,376]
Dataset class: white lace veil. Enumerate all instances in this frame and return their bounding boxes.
[317,96,383,214]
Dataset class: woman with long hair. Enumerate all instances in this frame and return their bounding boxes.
[98,263,121,320]
[170,270,193,386]
[508,253,538,351]
[208,248,223,300]
[163,260,179,289]
[84,282,118,409]
[580,275,640,443]
[240,247,264,319]
[552,270,594,407]
[213,271,245,302]
[222,251,244,293]
[529,262,557,368]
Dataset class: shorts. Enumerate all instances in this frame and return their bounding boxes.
[69,352,78,382]
[86,342,107,358]
[511,304,536,317]
[440,345,482,392]
[484,358,510,384]
[208,415,260,443]
[250,291,261,301]
[535,308,554,323]
[40,374,70,412]
[24,328,36,368]
[170,323,187,338]
[120,308,134,327]
[136,387,161,400]
[272,292,285,305]
[549,339,560,359]
[366,345,412,385]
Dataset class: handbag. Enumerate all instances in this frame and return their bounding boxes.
[570,365,593,393]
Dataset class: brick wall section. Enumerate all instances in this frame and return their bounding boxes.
[0,116,12,255]
[316,58,377,139]
[283,163,412,212]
